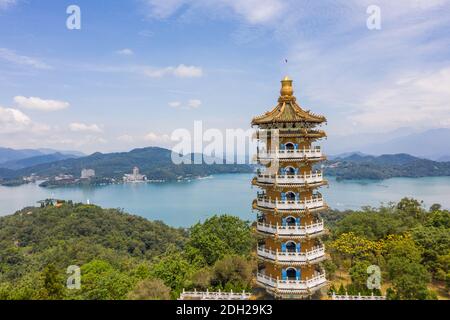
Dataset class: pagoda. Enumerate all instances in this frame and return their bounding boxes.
[252,76,328,299]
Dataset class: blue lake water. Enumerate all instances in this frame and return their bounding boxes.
[1,174,450,227]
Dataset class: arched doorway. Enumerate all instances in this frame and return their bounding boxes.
[285,216,296,226]
[286,268,297,280]
[284,166,296,175]
[285,142,295,150]
[286,191,296,201]
[285,241,296,253]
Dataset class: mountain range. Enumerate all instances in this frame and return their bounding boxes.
[0,147,253,184]
[324,128,450,160]
[0,147,84,164]
[324,153,450,180]
[0,153,78,170]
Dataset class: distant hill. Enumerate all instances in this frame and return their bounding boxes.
[0,153,78,170]
[355,128,450,160]
[0,168,15,180]
[324,128,450,160]
[324,153,450,180]
[437,155,450,162]
[37,148,85,157]
[0,148,44,164]
[328,152,368,161]
[0,147,84,165]
[0,147,253,183]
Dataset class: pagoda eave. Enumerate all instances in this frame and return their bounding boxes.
[252,180,328,189]
[256,229,327,240]
[256,156,327,163]
[253,205,329,214]
[257,256,328,266]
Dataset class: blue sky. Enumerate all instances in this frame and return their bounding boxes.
[0,0,449,154]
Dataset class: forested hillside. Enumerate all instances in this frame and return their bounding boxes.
[323,199,450,299]
[0,199,448,300]
[324,154,450,180]
[0,205,255,300]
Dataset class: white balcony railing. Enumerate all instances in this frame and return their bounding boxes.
[331,293,386,300]
[257,273,327,291]
[257,245,326,263]
[257,220,325,237]
[179,289,251,300]
[256,196,324,211]
[256,171,323,185]
[258,147,323,160]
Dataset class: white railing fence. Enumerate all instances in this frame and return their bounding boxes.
[178,289,251,300]
[331,292,386,300]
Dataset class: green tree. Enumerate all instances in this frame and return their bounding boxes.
[323,260,338,280]
[397,198,425,221]
[337,283,346,295]
[388,258,433,300]
[385,235,434,300]
[37,264,65,300]
[349,260,371,293]
[127,278,171,300]
[210,255,254,291]
[79,260,135,300]
[149,251,195,298]
[186,215,254,265]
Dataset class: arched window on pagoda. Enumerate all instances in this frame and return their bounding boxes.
[284,166,297,175]
[284,268,301,280]
[284,191,299,201]
[283,142,298,150]
[285,216,296,226]
[285,241,296,253]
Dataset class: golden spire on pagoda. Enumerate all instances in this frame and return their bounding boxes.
[280,76,293,97]
[251,76,327,126]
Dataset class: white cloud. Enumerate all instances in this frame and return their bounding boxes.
[144,132,171,143]
[143,64,203,78]
[144,0,186,18]
[220,0,285,24]
[14,96,69,111]
[350,67,450,131]
[0,106,31,133]
[0,106,49,134]
[187,99,202,109]
[81,63,203,79]
[0,48,51,70]
[0,0,16,10]
[117,134,135,143]
[168,101,182,108]
[143,0,285,24]
[172,64,203,78]
[116,48,134,56]
[168,99,202,110]
[69,123,103,133]
[138,30,154,37]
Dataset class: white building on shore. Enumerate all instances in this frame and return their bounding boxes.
[81,169,95,179]
[123,167,147,182]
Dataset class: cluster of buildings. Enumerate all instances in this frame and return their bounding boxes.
[123,167,147,182]
[81,169,95,179]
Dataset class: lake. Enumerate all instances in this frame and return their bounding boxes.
[1,174,449,227]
